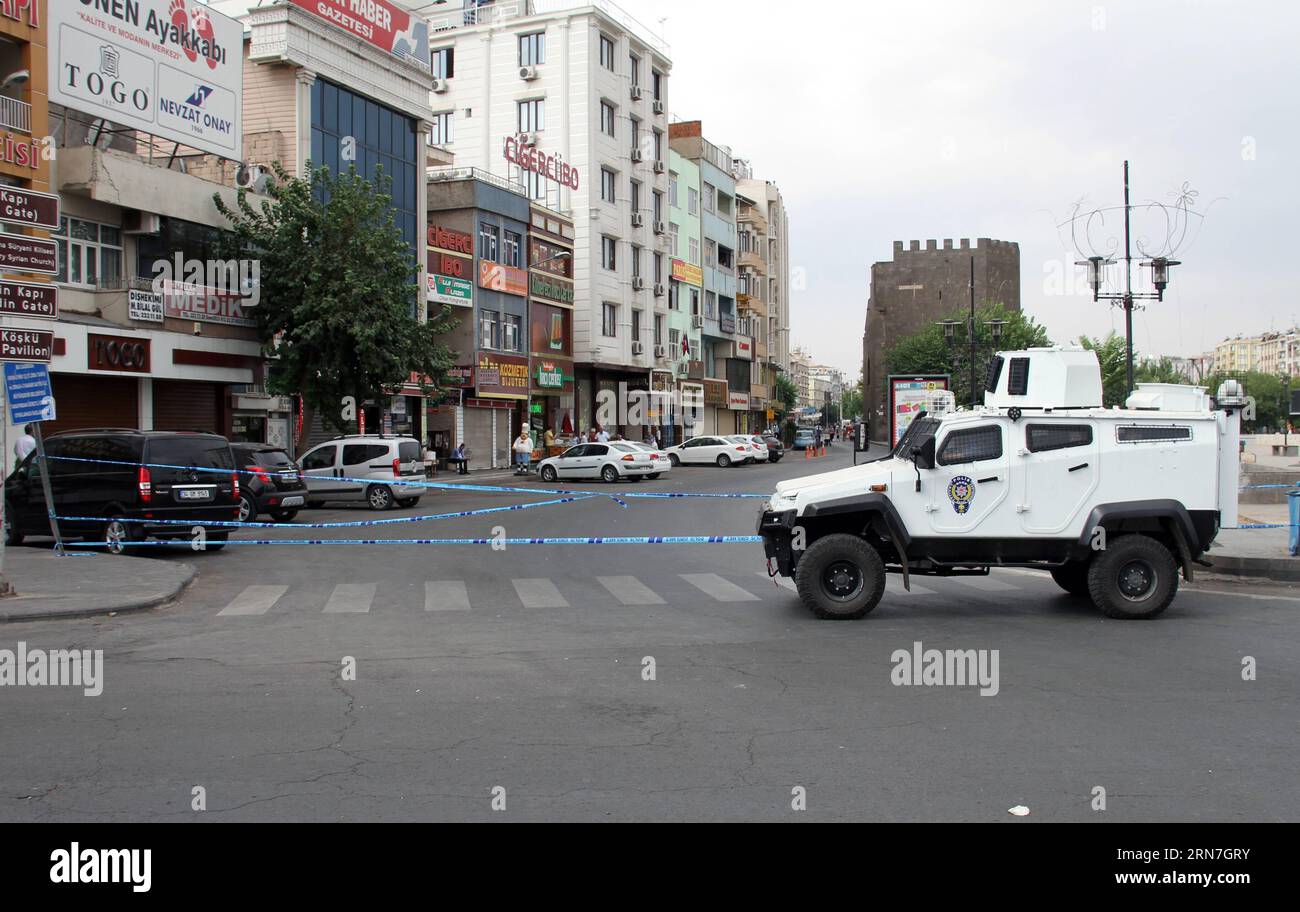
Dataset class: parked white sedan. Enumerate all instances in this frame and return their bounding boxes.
[726,435,767,463]
[537,442,659,483]
[666,435,753,468]
[627,442,673,476]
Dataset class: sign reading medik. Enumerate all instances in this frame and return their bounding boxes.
[50,0,243,159]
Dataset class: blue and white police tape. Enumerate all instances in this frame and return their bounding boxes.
[54,495,597,530]
[65,535,766,548]
[42,456,766,500]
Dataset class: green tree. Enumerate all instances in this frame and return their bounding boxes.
[774,374,798,415]
[884,304,1050,408]
[841,385,863,421]
[1135,356,1190,385]
[214,163,457,436]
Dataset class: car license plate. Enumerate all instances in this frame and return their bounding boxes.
[279,496,305,508]
[279,472,300,483]
[177,488,213,501]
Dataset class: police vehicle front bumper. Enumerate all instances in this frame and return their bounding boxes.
[757,507,798,577]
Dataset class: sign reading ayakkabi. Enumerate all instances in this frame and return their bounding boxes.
[50,0,243,159]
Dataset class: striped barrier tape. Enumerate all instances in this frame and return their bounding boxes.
[65,535,767,549]
[41,456,766,501]
[53,495,597,530]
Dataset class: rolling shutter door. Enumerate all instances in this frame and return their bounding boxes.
[43,374,139,436]
[153,380,220,434]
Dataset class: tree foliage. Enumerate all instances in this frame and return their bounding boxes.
[214,162,457,435]
[884,304,1050,408]
[774,374,798,414]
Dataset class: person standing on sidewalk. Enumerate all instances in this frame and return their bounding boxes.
[13,425,35,471]
[513,426,535,476]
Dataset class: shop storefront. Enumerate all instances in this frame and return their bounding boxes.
[466,350,529,468]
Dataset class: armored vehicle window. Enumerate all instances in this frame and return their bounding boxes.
[1117,425,1192,443]
[1026,424,1093,453]
[892,416,939,459]
[937,425,1003,465]
[1007,358,1031,396]
[985,355,1004,393]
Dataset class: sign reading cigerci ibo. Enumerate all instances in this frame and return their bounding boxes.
[4,362,56,424]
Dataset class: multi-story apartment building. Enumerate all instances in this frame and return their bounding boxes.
[1214,336,1259,375]
[736,166,790,430]
[810,364,846,419]
[670,121,748,433]
[424,0,672,438]
[666,148,703,443]
[790,347,813,412]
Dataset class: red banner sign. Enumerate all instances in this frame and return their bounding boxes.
[289,0,430,71]
[89,334,151,374]
[479,260,528,297]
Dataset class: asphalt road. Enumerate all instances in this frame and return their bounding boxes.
[2,443,1298,822]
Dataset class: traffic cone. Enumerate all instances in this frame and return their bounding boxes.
[804,445,810,460]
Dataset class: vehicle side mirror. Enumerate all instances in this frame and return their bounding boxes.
[910,437,936,471]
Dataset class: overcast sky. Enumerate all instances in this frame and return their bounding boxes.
[624,0,1296,377]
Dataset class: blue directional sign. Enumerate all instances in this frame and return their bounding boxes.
[4,361,56,424]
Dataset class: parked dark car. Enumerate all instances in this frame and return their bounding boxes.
[232,443,308,522]
[4,429,241,555]
[757,435,784,462]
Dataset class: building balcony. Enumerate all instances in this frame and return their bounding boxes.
[750,383,772,402]
[739,210,768,235]
[737,294,767,318]
[739,251,767,276]
[431,0,670,57]
[0,95,31,134]
[755,340,769,360]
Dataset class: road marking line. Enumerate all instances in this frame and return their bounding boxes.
[425,581,471,612]
[218,585,288,617]
[948,576,1021,593]
[1185,588,1300,603]
[884,576,937,596]
[513,578,569,608]
[597,576,666,605]
[682,573,761,602]
[323,583,377,614]
[754,571,796,592]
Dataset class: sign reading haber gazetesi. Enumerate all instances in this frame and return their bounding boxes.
[289,0,430,72]
[49,0,243,159]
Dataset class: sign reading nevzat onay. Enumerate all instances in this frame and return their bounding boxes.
[49,0,243,159]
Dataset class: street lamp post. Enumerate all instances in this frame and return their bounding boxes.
[1076,161,1181,398]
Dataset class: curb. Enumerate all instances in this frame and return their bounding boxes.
[1205,555,1300,583]
[0,562,198,624]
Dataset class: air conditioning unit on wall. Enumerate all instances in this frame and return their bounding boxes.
[519,65,539,80]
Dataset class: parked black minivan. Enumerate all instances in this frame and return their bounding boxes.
[4,430,241,554]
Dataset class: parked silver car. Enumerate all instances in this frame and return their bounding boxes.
[297,436,426,510]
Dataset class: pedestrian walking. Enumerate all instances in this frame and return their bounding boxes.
[14,424,35,470]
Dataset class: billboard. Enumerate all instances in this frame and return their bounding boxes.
[49,0,243,159]
[888,375,950,447]
[289,0,430,72]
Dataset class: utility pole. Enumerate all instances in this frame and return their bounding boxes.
[969,257,978,409]
[1122,160,1135,398]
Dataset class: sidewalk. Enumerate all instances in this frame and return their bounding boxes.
[1207,503,1300,582]
[0,550,196,623]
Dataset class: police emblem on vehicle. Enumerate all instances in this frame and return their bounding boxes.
[948,476,975,515]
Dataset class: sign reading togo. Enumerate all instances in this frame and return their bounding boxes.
[89,334,151,374]
[49,0,244,159]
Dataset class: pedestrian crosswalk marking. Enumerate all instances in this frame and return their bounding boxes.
[682,573,760,602]
[756,571,796,592]
[426,581,471,612]
[512,578,569,608]
[218,585,288,617]
[598,576,666,605]
[885,576,937,596]
[323,583,377,614]
[949,575,1021,593]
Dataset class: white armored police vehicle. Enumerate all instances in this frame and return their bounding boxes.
[758,347,1248,620]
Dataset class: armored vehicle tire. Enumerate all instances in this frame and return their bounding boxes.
[1086,533,1179,620]
[796,534,887,620]
[1050,561,1091,597]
